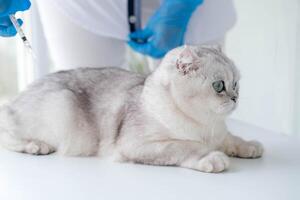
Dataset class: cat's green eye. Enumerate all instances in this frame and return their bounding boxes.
[212,80,225,93]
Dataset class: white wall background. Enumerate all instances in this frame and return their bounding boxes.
[226,0,299,135]
[296,6,300,136]
[0,39,18,103]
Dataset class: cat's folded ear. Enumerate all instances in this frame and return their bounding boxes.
[176,46,201,75]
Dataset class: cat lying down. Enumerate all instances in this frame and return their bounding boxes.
[0,45,263,173]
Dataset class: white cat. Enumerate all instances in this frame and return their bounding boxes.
[0,45,263,173]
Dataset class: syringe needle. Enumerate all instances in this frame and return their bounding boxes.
[9,15,35,57]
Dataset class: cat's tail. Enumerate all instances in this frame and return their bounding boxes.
[0,104,14,134]
[0,104,57,155]
[0,104,20,151]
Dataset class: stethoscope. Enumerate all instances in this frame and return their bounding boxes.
[128,0,144,43]
[127,0,158,72]
[128,0,141,33]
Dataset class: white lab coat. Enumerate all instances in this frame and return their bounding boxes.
[49,0,236,43]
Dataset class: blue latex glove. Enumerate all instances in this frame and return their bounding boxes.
[128,0,204,58]
[0,0,31,37]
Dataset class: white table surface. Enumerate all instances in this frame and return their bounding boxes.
[0,119,299,200]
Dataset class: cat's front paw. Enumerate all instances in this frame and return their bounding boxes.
[197,151,230,173]
[236,140,264,158]
[25,140,55,155]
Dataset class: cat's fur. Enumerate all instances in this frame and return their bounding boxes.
[0,45,263,173]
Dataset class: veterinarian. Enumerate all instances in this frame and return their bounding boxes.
[0,0,236,71]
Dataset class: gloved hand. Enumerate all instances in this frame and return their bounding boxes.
[0,0,31,37]
[128,0,204,59]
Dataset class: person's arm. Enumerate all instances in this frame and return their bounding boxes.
[128,0,204,59]
[0,0,31,37]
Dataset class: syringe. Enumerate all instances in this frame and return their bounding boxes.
[9,15,35,57]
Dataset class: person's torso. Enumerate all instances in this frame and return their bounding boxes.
[49,0,236,43]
